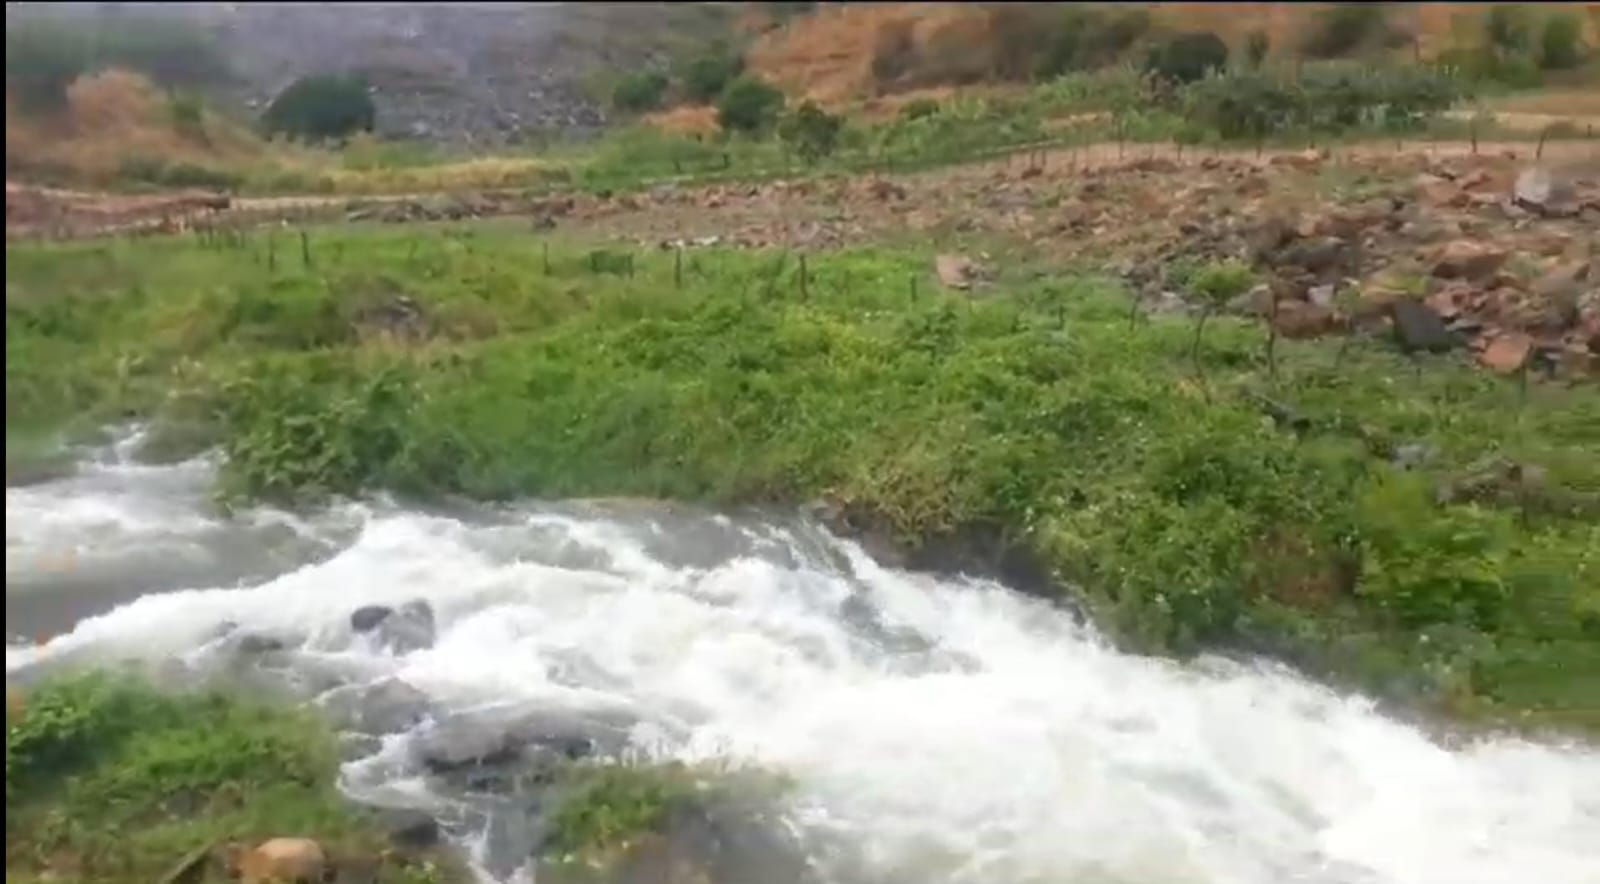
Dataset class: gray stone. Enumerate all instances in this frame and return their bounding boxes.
[377,808,441,850]
[350,605,394,633]
[1280,236,1348,274]
[1391,298,1459,353]
[352,600,436,653]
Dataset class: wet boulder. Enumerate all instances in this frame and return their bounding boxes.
[375,807,442,850]
[408,706,626,775]
[317,677,434,735]
[350,599,436,653]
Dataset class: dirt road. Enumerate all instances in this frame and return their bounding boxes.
[6,139,1597,242]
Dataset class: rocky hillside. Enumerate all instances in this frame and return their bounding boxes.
[748,2,1600,105]
[7,2,736,146]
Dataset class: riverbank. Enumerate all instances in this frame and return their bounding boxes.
[4,673,460,883]
[8,228,1597,735]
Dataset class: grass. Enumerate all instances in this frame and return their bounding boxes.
[7,226,1599,738]
[4,673,459,883]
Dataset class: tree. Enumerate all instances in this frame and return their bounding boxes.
[1538,14,1585,70]
[262,74,376,142]
[778,100,843,163]
[1245,31,1270,68]
[1145,32,1229,85]
[612,70,669,113]
[1484,5,1532,60]
[1187,259,1255,368]
[1300,4,1383,58]
[716,75,785,134]
[681,44,744,103]
[1036,6,1152,79]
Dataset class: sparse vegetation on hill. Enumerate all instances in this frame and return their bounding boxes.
[4,14,226,111]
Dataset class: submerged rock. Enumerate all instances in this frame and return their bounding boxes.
[318,677,433,735]
[408,707,612,773]
[350,605,394,633]
[351,599,436,653]
[376,807,441,850]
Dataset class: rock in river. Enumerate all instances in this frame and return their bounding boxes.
[350,599,436,653]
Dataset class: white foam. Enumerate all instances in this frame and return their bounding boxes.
[8,459,1600,884]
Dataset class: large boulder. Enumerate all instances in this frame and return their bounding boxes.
[1513,166,1578,216]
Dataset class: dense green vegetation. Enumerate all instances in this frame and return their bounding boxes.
[611,70,671,113]
[5,673,456,883]
[8,229,1598,735]
[4,14,228,110]
[263,74,378,142]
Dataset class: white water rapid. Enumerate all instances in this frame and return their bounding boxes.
[7,431,1599,884]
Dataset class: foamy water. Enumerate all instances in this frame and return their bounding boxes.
[7,434,1599,884]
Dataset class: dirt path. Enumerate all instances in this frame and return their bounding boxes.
[7,139,1598,242]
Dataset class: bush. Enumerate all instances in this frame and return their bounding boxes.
[1037,6,1151,78]
[611,70,669,113]
[1484,5,1533,58]
[262,74,376,142]
[1538,14,1585,70]
[1182,70,1301,140]
[1145,32,1229,85]
[899,97,941,121]
[681,45,745,103]
[168,90,206,136]
[120,158,242,190]
[1301,4,1384,58]
[1434,46,1543,89]
[778,100,843,162]
[716,75,785,134]
[1245,30,1271,68]
[1182,63,1460,140]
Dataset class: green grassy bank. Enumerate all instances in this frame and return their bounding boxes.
[4,674,455,883]
[7,225,1598,738]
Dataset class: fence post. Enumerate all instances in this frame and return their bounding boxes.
[300,230,312,268]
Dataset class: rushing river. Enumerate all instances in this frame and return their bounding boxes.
[7,429,1600,884]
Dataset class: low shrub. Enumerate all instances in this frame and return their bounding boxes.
[611,70,670,113]
[262,74,376,142]
[778,100,843,163]
[716,76,786,134]
[1145,31,1229,85]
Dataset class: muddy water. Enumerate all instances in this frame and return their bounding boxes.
[7,430,1600,884]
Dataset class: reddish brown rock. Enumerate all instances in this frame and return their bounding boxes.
[1432,240,1510,281]
[1272,301,1342,339]
[236,838,326,884]
[1478,333,1533,374]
